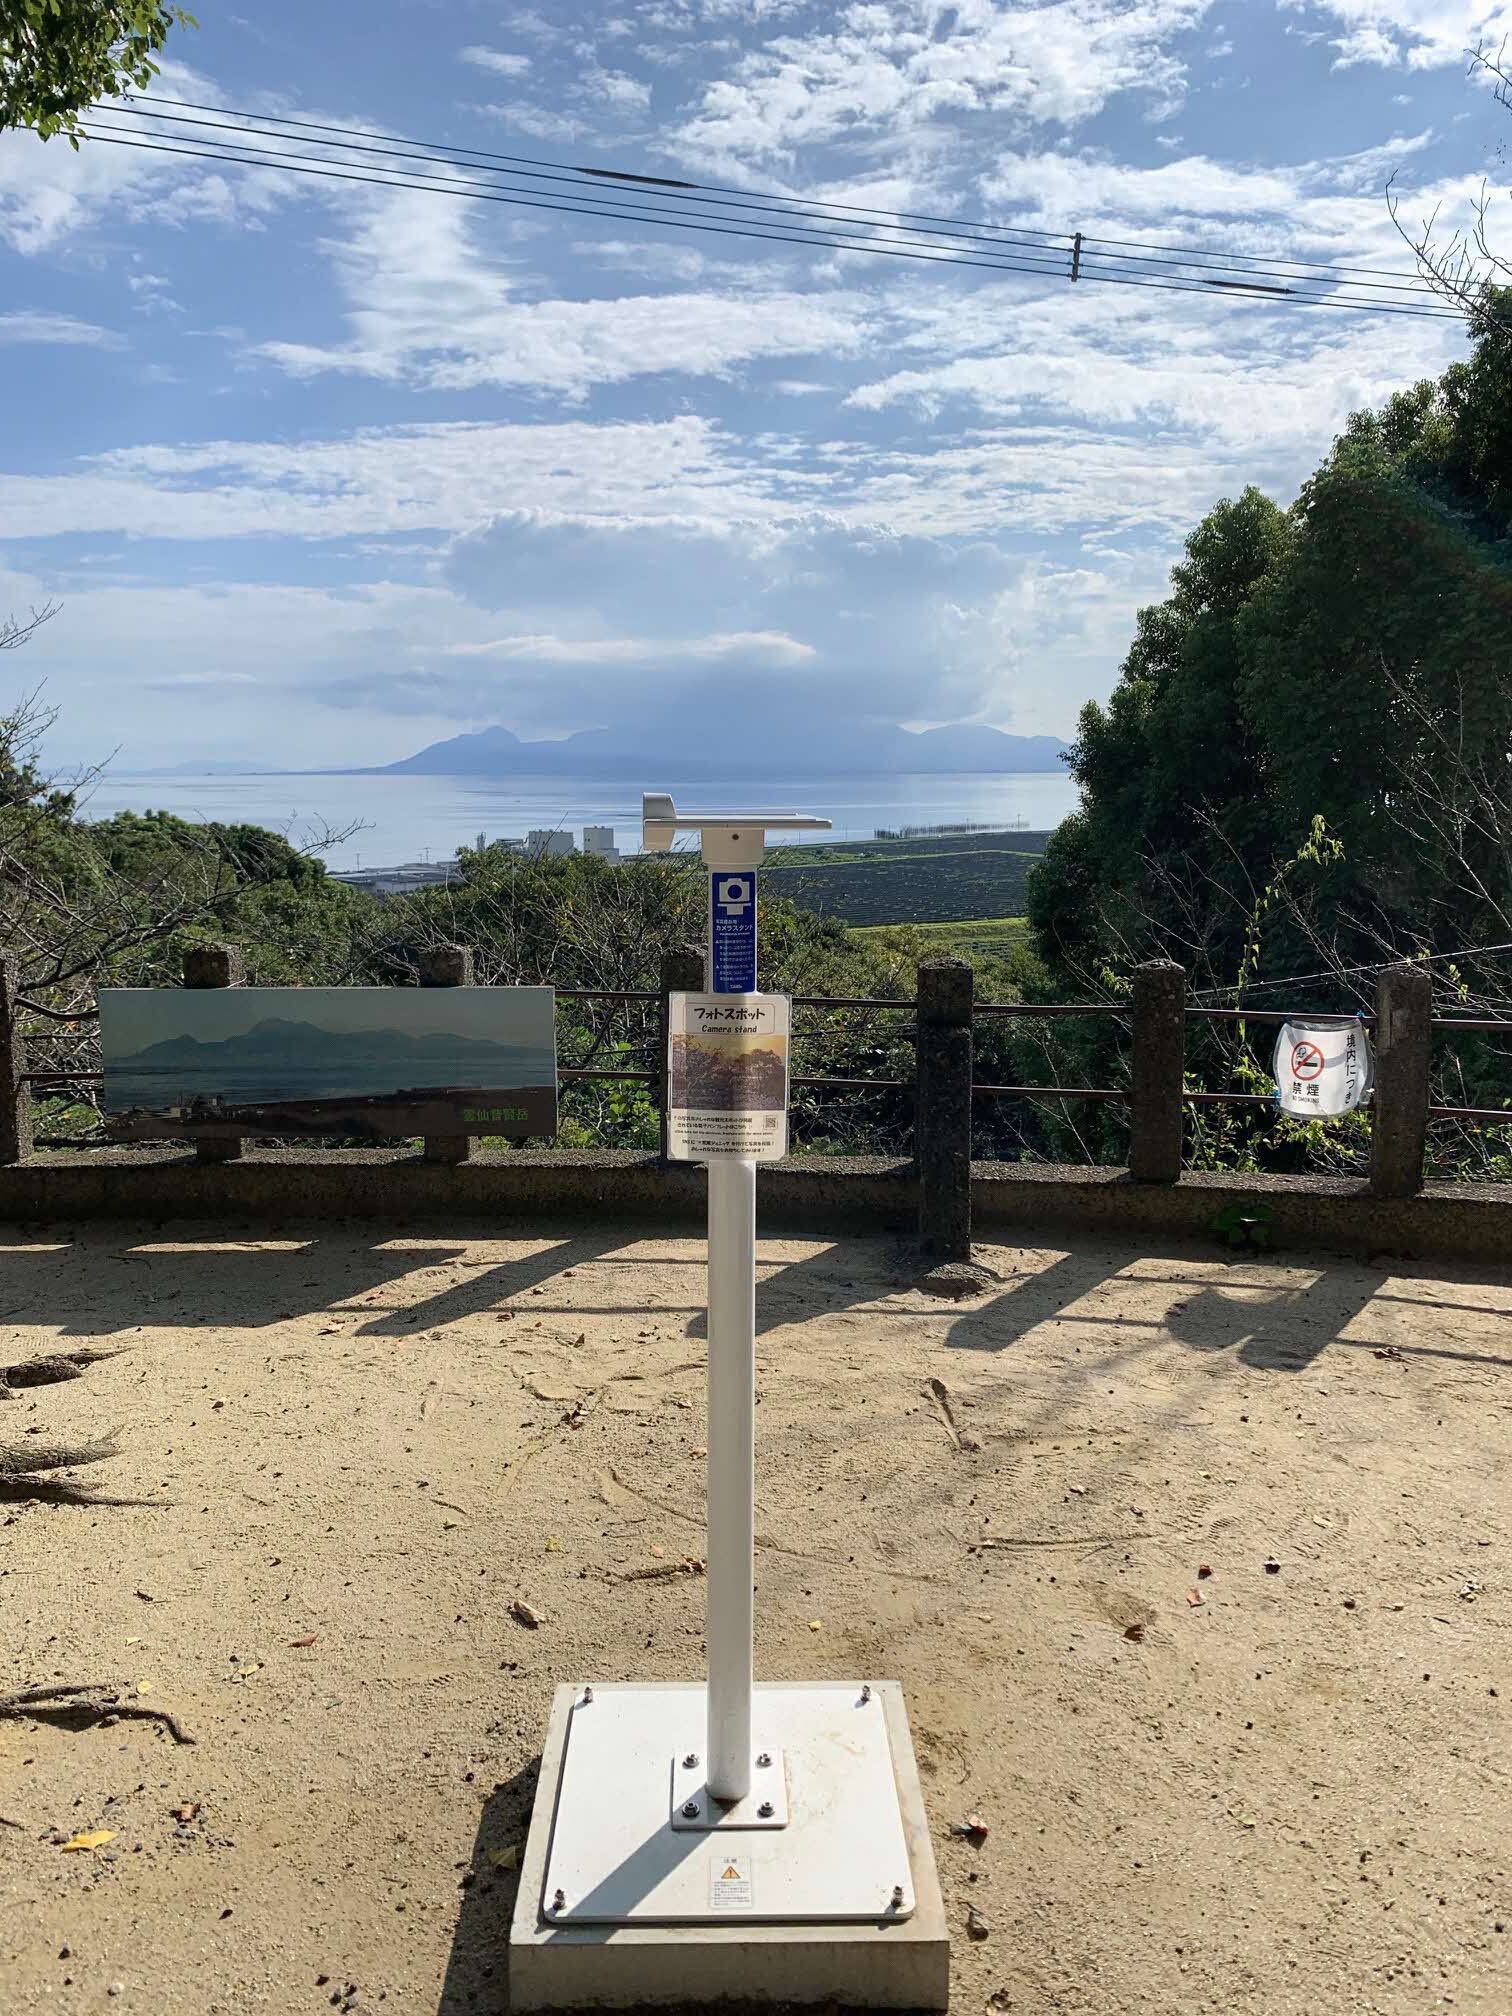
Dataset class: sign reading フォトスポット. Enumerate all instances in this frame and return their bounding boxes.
[666,993,789,1161]
[709,872,757,993]
[1272,1018,1373,1119]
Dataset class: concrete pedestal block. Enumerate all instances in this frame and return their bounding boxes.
[509,1680,950,2011]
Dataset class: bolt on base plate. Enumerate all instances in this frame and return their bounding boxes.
[671,1748,788,1829]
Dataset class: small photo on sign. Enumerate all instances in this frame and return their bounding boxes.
[667,994,790,1162]
[669,1032,786,1112]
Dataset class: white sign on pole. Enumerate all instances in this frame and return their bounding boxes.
[1272,1018,1373,1117]
[667,992,790,1161]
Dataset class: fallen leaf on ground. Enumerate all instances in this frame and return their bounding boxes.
[808,1619,823,1631]
[135,1680,152,1695]
[60,1830,115,1852]
[544,1536,561,1553]
[487,1842,521,1872]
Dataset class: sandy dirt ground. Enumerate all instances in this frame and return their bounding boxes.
[1,1219,1509,2016]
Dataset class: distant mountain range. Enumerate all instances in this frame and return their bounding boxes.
[372,722,1070,778]
[117,1016,533,1071]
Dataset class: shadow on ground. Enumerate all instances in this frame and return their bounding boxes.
[937,1244,1512,1373]
[437,1760,536,2016]
[0,1225,638,1341]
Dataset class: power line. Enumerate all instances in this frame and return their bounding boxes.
[1193,940,1512,998]
[78,114,1465,321]
[98,97,1449,307]
[99,101,1452,308]
[77,128,1081,285]
[121,91,1438,291]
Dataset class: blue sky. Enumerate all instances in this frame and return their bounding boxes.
[1,0,1508,769]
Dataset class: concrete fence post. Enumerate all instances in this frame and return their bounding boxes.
[419,945,475,1164]
[916,956,973,1261]
[183,943,244,1165]
[0,954,32,1165]
[1370,963,1432,1199]
[1129,959,1187,1182]
[658,944,705,1164]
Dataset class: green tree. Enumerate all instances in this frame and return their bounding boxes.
[1,0,193,141]
[1031,298,1512,1008]
[1028,485,1293,987]
[1026,297,1512,1178]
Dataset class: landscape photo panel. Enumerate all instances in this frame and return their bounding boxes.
[99,987,557,1141]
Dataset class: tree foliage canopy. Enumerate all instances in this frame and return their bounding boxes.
[1029,289,1512,1013]
[1,0,193,141]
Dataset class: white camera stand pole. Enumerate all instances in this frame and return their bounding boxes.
[509,795,950,2007]
[641,791,829,1801]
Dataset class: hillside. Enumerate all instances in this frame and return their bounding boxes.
[374,724,1070,776]
[761,829,1053,926]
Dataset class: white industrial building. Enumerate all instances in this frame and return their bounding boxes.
[526,829,576,857]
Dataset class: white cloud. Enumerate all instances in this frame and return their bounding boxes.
[442,627,814,664]
[848,275,1465,493]
[571,237,711,280]
[979,135,1439,240]
[0,311,120,346]
[502,8,562,41]
[255,188,872,397]
[1331,22,1404,62]
[3,517,1149,755]
[673,1,1214,170]
[0,417,789,542]
[477,101,589,143]
[459,45,533,78]
[1277,2,1512,70]
[428,511,1074,738]
[0,67,314,252]
[0,564,477,765]
[578,69,653,111]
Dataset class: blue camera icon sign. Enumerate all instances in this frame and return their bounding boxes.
[710,872,758,993]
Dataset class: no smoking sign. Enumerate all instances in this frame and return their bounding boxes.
[1289,1040,1326,1082]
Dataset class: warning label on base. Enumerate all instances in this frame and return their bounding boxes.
[709,1851,754,1912]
